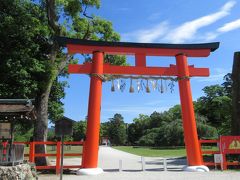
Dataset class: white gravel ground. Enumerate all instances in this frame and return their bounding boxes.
[39,146,240,180]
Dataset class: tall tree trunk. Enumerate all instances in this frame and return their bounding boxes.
[231,51,240,135]
[33,77,55,166]
[32,35,65,165]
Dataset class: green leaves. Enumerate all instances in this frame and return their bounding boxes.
[126,104,219,146]
[107,114,127,145]
[82,0,100,8]
[64,0,83,17]
[0,0,50,98]
[72,121,87,141]
[195,84,232,134]
[57,0,100,18]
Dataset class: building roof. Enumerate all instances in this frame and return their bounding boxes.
[56,116,76,123]
[0,99,36,121]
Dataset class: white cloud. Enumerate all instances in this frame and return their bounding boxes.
[217,18,240,32]
[121,1,237,43]
[122,22,169,43]
[164,1,236,43]
[203,18,240,41]
[203,32,220,41]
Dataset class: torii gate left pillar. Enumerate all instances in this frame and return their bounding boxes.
[80,51,104,174]
[56,36,219,175]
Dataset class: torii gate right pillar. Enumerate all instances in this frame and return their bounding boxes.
[176,54,208,171]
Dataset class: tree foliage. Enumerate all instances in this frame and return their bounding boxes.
[127,105,218,146]
[72,121,87,141]
[195,85,232,134]
[0,0,49,99]
[107,114,127,145]
[0,0,126,165]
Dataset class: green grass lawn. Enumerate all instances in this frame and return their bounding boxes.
[113,146,187,157]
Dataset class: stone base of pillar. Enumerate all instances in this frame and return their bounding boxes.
[76,168,103,175]
[183,165,209,172]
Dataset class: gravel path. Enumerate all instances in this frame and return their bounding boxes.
[39,146,240,180]
[98,146,186,171]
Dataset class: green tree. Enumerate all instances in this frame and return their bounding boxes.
[138,128,159,146]
[108,114,127,145]
[72,121,87,141]
[195,85,232,134]
[167,105,218,139]
[0,1,51,164]
[222,73,232,97]
[0,1,48,99]
[129,104,217,146]
[195,114,218,139]
[0,0,126,165]
[128,114,150,144]
[149,111,165,128]
[100,121,110,137]
[156,119,184,146]
[14,127,34,142]
[167,105,182,119]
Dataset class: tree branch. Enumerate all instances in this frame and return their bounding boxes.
[83,5,93,19]
[82,21,91,40]
[46,0,61,35]
[58,54,73,74]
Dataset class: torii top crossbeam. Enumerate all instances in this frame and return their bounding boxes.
[56,36,219,77]
[56,36,218,56]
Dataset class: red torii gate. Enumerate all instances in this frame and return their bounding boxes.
[56,36,219,174]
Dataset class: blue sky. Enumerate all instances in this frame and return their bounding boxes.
[62,0,240,123]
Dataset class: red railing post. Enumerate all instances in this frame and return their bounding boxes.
[56,140,61,175]
[222,153,227,170]
[13,141,83,171]
[199,140,203,163]
[29,141,35,163]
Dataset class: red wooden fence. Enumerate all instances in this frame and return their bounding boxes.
[14,141,84,174]
[199,136,240,170]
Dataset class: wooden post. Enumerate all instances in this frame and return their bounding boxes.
[29,141,35,163]
[81,141,85,167]
[56,140,61,175]
[231,51,240,135]
[119,160,123,172]
[176,54,202,166]
[60,135,64,180]
[163,158,167,171]
[141,157,145,171]
[222,153,227,170]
